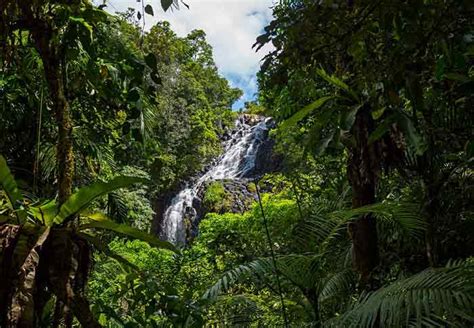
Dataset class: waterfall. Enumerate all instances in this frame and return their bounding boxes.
[160,115,271,244]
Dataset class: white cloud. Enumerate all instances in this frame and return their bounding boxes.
[102,0,275,108]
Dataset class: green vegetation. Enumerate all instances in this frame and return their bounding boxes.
[0,0,473,327]
[202,181,231,213]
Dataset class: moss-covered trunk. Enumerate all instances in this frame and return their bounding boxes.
[31,27,74,204]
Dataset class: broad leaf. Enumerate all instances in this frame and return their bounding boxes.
[397,113,425,155]
[279,96,335,131]
[54,176,147,225]
[316,68,359,102]
[79,212,176,252]
[79,232,140,272]
[0,155,23,208]
[29,200,58,227]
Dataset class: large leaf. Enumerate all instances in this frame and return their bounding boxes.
[79,212,176,252]
[0,155,26,223]
[29,200,58,227]
[0,155,23,209]
[54,176,147,225]
[79,232,140,272]
[397,113,425,155]
[279,96,335,131]
[316,68,359,102]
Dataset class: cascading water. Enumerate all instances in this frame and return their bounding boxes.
[160,115,271,244]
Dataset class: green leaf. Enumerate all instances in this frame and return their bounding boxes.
[397,114,425,155]
[343,104,362,130]
[79,212,176,252]
[368,114,397,144]
[443,72,470,83]
[316,68,359,102]
[79,232,141,272]
[29,200,58,227]
[279,96,335,131]
[0,155,23,209]
[54,176,147,225]
[161,0,174,11]
[145,4,154,16]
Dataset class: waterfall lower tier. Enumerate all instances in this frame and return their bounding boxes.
[160,115,271,245]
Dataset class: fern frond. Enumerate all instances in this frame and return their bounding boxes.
[337,261,474,327]
[203,254,323,300]
[331,202,426,240]
[319,270,356,303]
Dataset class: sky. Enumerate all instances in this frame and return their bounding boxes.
[99,0,275,109]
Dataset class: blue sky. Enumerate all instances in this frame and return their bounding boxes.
[98,0,275,110]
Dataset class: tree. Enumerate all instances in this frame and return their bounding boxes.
[256,0,473,282]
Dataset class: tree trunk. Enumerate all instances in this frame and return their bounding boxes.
[347,106,379,283]
[30,27,74,205]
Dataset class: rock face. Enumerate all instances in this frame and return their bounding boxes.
[245,119,283,178]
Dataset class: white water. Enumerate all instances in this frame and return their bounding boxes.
[160,116,270,244]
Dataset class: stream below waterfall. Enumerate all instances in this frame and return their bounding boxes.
[160,115,271,244]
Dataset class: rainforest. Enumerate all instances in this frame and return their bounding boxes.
[0,0,473,327]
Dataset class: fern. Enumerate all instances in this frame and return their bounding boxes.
[203,254,323,301]
[336,260,474,327]
[319,270,356,303]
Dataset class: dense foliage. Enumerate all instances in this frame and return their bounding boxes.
[0,0,473,327]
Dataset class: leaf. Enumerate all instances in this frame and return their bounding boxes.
[79,232,140,272]
[0,155,23,209]
[144,53,157,70]
[0,155,26,223]
[443,72,470,83]
[145,4,154,16]
[253,33,270,51]
[397,114,425,155]
[279,96,335,131]
[68,16,93,45]
[54,176,147,225]
[340,261,474,327]
[137,11,142,20]
[79,212,176,252]
[161,0,174,11]
[342,104,362,130]
[368,114,397,144]
[316,68,359,102]
[29,200,58,227]
[314,131,335,156]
